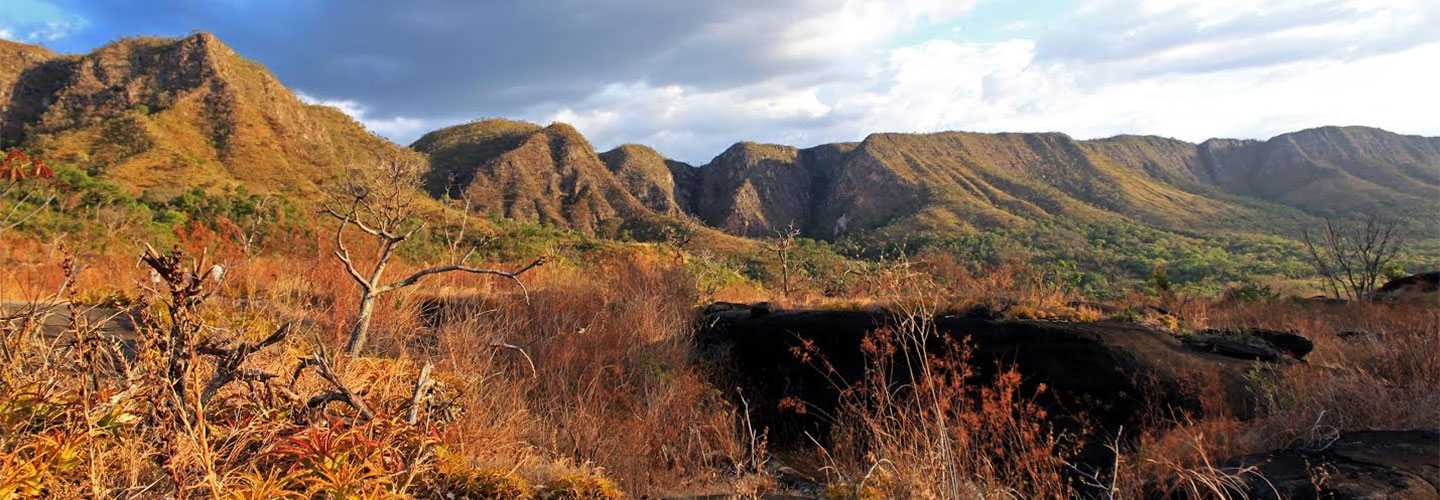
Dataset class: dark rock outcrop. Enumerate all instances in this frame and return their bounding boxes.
[1218,430,1439,500]
[1375,271,1440,300]
[694,305,1271,451]
[1183,328,1314,362]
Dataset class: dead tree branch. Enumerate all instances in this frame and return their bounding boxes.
[323,157,545,355]
[198,321,294,403]
[1300,214,1404,301]
[300,342,375,421]
[406,363,436,425]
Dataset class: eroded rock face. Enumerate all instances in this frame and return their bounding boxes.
[599,144,692,215]
[692,142,811,237]
[1218,430,1439,500]
[414,120,652,232]
[693,304,1270,451]
[1,33,411,196]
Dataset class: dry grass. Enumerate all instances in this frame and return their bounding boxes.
[1,230,1436,499]
[0,234,738,499]
[1101,299,1440,499]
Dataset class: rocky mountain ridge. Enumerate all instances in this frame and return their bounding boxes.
[4,33,1436,242]
[420,118,1439,241]
[1,33,412,197]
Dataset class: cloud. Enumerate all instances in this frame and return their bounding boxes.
[1037,0,1440,80]
[30,0,1440,162]
[295,92,437,143]
[0,0,88,43]
[531,34,1440,164]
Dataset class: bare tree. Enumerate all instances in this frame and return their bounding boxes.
[325,157,544,356]
[438,174,495,262]
[769,223,802,296]
[1300,214,1405,301]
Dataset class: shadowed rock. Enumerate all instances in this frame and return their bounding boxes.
[694,304,1275,457]
[1217,430,1439,500]
[1375,271,1440,301]
[1184,328,1314,362]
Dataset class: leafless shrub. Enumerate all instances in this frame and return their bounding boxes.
[1300,214,1404,301]
[323,157,543,355]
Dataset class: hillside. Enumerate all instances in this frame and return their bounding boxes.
[686,128,1437,241]
[416,114,1435,246]
[594,144,692,215]
[1197,127,1440,216]
[0,33,412,198]
[3,33,1434,269]
[412,120,653,232]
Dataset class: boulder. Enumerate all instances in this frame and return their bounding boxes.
[1184,328,1313,362]
[1374,271,1440,301]
[1218,430,1439,500]
[693,305,1272,454]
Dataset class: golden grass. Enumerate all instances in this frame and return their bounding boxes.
[1,231,1435,499]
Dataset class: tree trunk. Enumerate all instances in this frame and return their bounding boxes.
[346,292,377,355]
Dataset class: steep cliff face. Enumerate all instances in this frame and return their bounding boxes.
[0,39,63,144]
[598,144,691,215]
[413,120,651,232]
[1199,127,1440,217]
[806,136,926,238]
[690,142,814,237]
[1,33,411,197]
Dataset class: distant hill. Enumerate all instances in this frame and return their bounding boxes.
[5,33,1435,252]
[412,120,654,232]
[597,143,692,216]
[0,33,413,198]
[418,118,1437,241]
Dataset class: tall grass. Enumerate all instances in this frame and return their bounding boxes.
[2,230,1435,499]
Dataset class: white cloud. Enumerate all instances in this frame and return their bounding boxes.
[295,91,435,144]
[229,0,1436,163]
[0,0,88,43]
[522,0,1440,163]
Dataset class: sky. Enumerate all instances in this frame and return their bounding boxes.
[3,0,1438,164]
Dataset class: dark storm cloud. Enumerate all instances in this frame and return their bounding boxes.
[45,0,858,119]
[19,0,1440,161]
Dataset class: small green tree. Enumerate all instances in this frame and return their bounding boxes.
[1150,262,1176,309]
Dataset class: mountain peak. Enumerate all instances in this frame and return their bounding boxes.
[714,141,798,166]
[2,31,409,196]
[414,117,650,231]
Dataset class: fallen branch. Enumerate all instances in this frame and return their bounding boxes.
[488,341,537,378]
[300,342,375,422]
[198,321,294,403]
[406,362,435,425]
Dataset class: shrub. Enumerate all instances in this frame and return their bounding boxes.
[538,475,624,500]
[425,469,535,500]
[1221,282,1278,303]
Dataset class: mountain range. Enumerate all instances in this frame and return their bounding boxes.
[4,33,1437,245]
